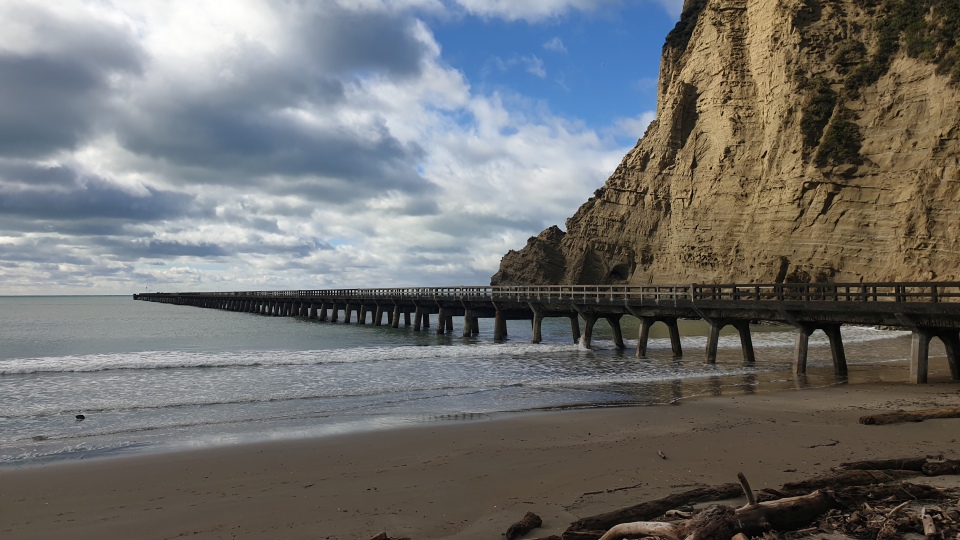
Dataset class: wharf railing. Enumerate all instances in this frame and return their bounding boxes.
[142,282,960,305]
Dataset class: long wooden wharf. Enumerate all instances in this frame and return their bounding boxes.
[134,282,960,384]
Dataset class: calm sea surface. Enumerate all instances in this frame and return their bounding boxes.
[0,295,937,465]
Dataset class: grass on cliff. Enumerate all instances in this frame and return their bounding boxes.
[663,0,708,56]
[848,0,960,93]
[802,0,959,166]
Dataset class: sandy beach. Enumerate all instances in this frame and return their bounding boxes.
[4,380,960,540]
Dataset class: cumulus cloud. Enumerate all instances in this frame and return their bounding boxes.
[543,37,568,53]
[0,0,646,294]
[609,111,658,141]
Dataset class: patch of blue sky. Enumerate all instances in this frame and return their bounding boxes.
[428,3,677,130]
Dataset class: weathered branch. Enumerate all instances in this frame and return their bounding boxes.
[859,407,960,425]
[779,469,918,494]
[596,520,682,540]
[733,490,838,536]
[921,459,960,476]
[506,512,543,540]
[567,483,743,532]
[596,491,836,540]
[737,472,756,506]
[833,457,928,472]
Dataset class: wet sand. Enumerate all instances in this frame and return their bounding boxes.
[3,381,960,540]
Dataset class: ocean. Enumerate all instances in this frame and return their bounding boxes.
[0,295,932,465]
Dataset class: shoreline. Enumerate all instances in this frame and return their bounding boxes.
[0,357,912,469]
[5,380,960,539]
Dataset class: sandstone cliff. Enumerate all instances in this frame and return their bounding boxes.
[492,0,960,285]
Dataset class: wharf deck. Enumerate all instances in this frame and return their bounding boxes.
[135,282,960,384]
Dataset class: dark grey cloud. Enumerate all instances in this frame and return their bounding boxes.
[302,5,428,78]
[0,238,99,266]
[106,7,436,203]
[0,165,199,222]
[0,5,143,157]
[118,104,428,198]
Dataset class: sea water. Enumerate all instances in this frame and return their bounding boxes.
[0,295,931,465]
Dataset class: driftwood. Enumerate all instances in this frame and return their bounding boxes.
[733,489,838,535]
[562,458,960,540]
[506,511,543,540]
[859,407,960,425]
[779,469,918,494]
[559,532,605,540]
[566,483,743,532]
[922,459,960,476]
[596,491,836,540]
[834,457,929,472]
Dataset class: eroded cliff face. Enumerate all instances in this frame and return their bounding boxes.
[492,0,960,285]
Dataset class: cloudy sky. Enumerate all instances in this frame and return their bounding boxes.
[0,0,680,295]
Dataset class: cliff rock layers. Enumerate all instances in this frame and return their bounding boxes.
[492,0,960,285]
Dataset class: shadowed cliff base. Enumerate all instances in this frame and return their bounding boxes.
[492,0,960,286]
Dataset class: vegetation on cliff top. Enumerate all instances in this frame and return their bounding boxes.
[663,0,709,56]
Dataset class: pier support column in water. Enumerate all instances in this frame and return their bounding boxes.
[666,318,683,357]
[437,307,447,335]
[404,311,411,327]
[580,314,598,349]
[374,305,384,326]
[636,317,653,358]
[309,303,318,319]
[422,312,430,329]
[605,314,625,350]
[344,304,354,324]
[705,319,754,364]
[462,309,475,337]
[318,303,328,322]
[570,315,581,344]
[357,305,367,325]
[910,328,960,383]
[413,307,422,331]
[706,321,721,363]
[330,303,339,323]
[734,321,755,363]
[493,311,507,341]
[392,305,401,329]
[793,324,847,376]
[528,305,543,344]
[823,324,848,376]
[792,324,815,374]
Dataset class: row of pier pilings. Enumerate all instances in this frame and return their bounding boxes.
[136,294,960,384]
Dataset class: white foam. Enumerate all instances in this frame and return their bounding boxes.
[0,342,581,375]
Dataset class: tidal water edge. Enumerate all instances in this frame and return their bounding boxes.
[0,295,942,465]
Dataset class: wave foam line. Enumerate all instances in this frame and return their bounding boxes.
[0,342,580,374]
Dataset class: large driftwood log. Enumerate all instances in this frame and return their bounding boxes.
[922,459,960,476]
[596,520,683,540]
[506,512,543,540]
[859,407,960,425]
[733,490,838,536]
[833,457,929,472]
[779,469,917,494]
[830,482,947,509]
[597,492,835,540]
[566,483,743,532]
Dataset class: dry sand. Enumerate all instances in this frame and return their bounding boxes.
[4,381,960,540]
